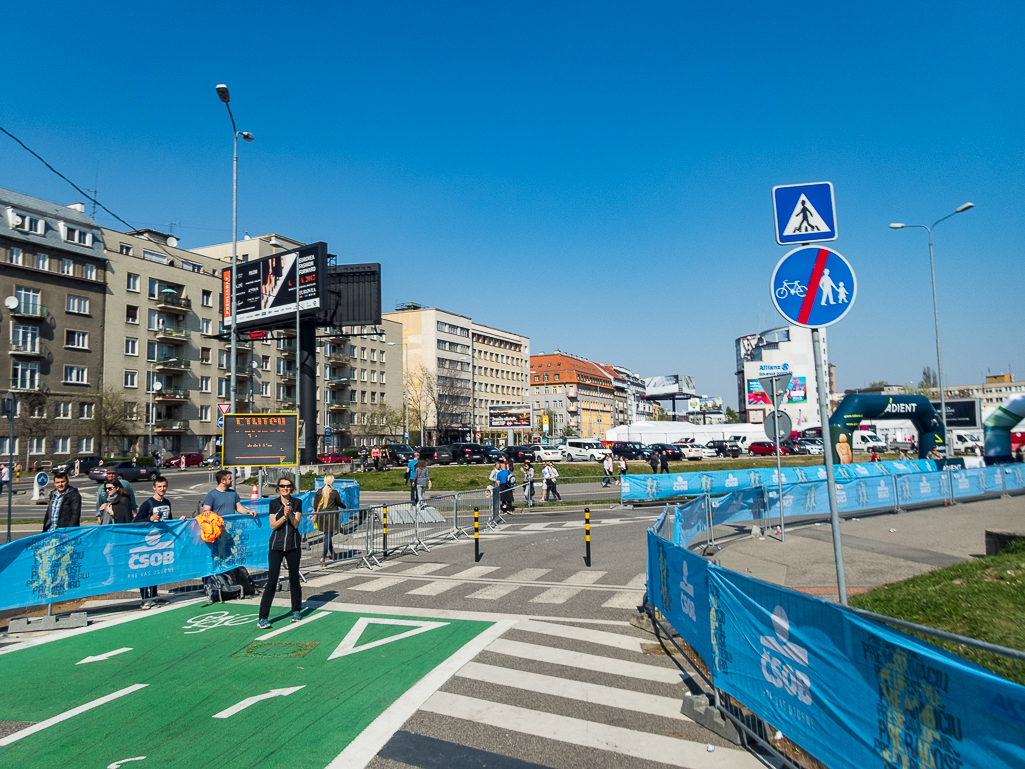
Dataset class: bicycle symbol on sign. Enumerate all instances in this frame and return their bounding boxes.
[775,280,807,300]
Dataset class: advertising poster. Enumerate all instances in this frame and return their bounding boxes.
[747,380,771,406]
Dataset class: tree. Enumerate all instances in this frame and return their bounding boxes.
[724,406,741,424]
[921,366,938,389]
[406,363,435,444]
[867,380,890,389]
[433,372,471,442]
[559,425,579,438]
[92,387,138,457]
[652,403,672,421]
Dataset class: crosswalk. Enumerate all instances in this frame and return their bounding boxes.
[307,561,648,609]
[369,618,774,769]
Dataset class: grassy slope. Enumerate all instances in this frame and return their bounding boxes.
[850,540,1025,685]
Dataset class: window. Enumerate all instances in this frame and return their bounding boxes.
[201,319,211,335]
[360,369,368,382]
[201,290,212,307]
[360,391,367,403]
[66,295,89,314]
[61,259,73,275]
[8,247,23,265]
[12,361,39,390]
[126,305,139,323]
[218,378,228,398]
[64,366,88,384]
[554,374,560,381]
[54,436,70,454]
[79,403,94,419]
[349,390,357,403]
[63,225,92,246]
[124,370,138,388]
[261,356,270,370]
[370,391,377,404]
[126,273,140,291]
[370,370,378,383]
[65,330,89,349]
[260,382,270,396]
[30,438,45,455]
[84,264,96,280]
[29,402,45,418]
[200,376,211,393]
[380,350,386,363]
[125,337,138,356]
[9,210,43,234]
[142,249,166,264]
[370,349,377,362]
[55,401,72,419]
[77,437,94,454]
[200,406,211,421]
[360,347,367,360]
[125,403,139,421]
[218,350,229,369]
[380,372,386,384]
[201,347,211,364]
[35,253,48,271]
[0,438,19,455]
[181,259,203,274]
[120,243,133,255]
[13,325,39,354]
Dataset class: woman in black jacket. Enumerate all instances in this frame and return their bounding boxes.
[98,480,133,525]
[257,478,304,629]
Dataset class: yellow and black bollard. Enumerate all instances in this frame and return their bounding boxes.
[382,506,388,554]
[584,507,591,567]
[473,507,480,562]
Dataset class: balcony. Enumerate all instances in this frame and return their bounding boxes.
[153,357,191,372]
[277,341,297,359]
[324,376,349,389]
[152,325,191,341]
[9,377,41,391]
[10,302,46,319]
[326,401,348,412]
[152,293,192,312]
[10,341,45,357]
[324,327,348,342]
[566,386,578,398]
[278,401,297,411]
[278,370,296,382]
[566,403,578,413]
[153,419,188,433]
[154,388,189,402]
[324,349,351,365]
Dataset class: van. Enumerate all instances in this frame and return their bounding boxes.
[561,439,612,462]
[727,434,754,451]
[851,432,887,453]
[950,432,983,455]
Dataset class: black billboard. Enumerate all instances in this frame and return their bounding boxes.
[223,243,327,331]
[322,262,382,327]
[222,414,298,466]
[930,398,981,429]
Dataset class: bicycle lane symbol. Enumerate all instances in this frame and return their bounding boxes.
[770,246,856,329]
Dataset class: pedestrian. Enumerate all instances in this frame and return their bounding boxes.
[974,444,983,458]
[372,446,380,471]
[648,450,659,474]
[98,480,133,525]
[414,458,432,504]
[97,466,137,520]
[523,460,535,505]
[134,476,173,608]
[380,447,389,471]
[256,477,305,629]
[546,461,562,501]
[601,454,614,487]
[659,449,670,474]
[406,452,420,503]
[0,463,7,495]
[313,475,343,564]
[927,447,942,461]
[870,451,879,462]
[618,456,628,484]
[541,462,552,501]
[202,469,259,519]
[42,471,82,532]
[497,463,515,513]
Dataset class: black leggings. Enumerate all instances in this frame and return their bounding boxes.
[259,547,302,619]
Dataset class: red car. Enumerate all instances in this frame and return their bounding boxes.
[317,452,348,464]
[747,441,792,457]
[168,452,207,467]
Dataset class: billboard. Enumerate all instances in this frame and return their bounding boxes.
[488,404,531,428]
[223,242,327,331]
[644,375,696,399]
[747,377,806,406]
[930,398,981,429]
[222,414,299,466]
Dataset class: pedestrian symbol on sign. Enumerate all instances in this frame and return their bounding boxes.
[772,182,837,245]
[783,194,829,237]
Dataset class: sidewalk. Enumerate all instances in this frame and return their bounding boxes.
[713,495,1024,600]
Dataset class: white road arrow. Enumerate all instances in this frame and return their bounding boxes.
[77,647,133,665]
[107,757,147,769]
[212,686,306,719]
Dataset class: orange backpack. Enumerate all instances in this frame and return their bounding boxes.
[196,511,224,543]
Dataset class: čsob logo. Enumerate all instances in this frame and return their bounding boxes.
[760,606,812,705]
[128,528,175,569]
[678,560,696,622]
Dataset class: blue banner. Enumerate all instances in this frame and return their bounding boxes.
[896,471,951,507]
[648,529,713,667]
[622,459,936,501]
[705,566,1025,769]
[673,497,709,546]
[709,488,770,528]
[767,475,898,519]
[1002,464,1025,492]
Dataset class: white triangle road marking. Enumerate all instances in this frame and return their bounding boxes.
[328,617,449,659]
[783,193,832,237]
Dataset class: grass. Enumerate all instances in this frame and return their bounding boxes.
[850,539,1025,685]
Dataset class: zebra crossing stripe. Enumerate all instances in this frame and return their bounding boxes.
[405,566,500,596]
[514,619,643,652]
[486,639,686,684]
[602,573,647,609]
[465,569,550,600]
[529,570,607,604]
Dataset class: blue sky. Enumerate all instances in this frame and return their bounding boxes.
[3,1,1021,406]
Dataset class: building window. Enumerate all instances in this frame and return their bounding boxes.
[56,401,72,419]
[370,349,377,362]
[126,305,139,324]
[261,356,270,370]
[370,391,377,404]
[360,369,368,382]
[35,253,49,271]
[554,374,560,381]
[124,370,138,388]
[200,376,211,393]
[8,247,23,265]
[65,330,89,349]
[65,295,90,314]
[201,290,212,307]
[181,259,203,274]
[380,350,386,363]
[0,438,18,455]
[201,347,211,364]
[79,402,94,419]
[217,378,228,397]
[349,390,357,403]
[77,437,94,454]
[125,337,138,356]
[380,372,386,384]
[127,273,140,292]
[64,366,88,384]
[360,347,367,360]
[12,361,39,390]
[261,382,270,396]
[84,264,96,280]
[370,370,378,383]
[61,259,73,275]
[360,391,367,403]
[201,319,211,335]
[200,405,211,421]
[120,243,133,255]
[63,226,92,246]
[218,350,229,369]
[9,211,43,234]
[142,249,166,264]
[30,438,45,455]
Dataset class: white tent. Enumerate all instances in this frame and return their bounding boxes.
[603,420,820,445]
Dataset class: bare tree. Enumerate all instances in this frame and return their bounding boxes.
[16,391,55,470]
[92,387,138,457]
[433,372,471,442]
[406,363,436,444]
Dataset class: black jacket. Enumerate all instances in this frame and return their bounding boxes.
[42,486,83,531]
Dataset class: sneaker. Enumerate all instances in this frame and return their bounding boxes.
[257,618,271,630]
[290,612,303,623]
[152,597,169,605]
[141,600,154,610]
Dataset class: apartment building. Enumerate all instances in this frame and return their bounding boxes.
[1,188,107,464]
[471,322,530,443]
[529,351,614,439]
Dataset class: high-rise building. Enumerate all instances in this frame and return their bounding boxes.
[735,325,827,430]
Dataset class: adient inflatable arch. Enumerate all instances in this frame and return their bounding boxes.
[828,394,944,464]
[984,393,1025,464]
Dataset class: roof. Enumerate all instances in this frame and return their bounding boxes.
[0,186,106,261]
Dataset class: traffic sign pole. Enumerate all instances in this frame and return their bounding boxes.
[770,378,785,543]
[813,327,847,605]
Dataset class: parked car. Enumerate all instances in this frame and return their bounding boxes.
[504,445,536,463]
[317,452,349,464]
[781,440,809,455]
[418,446,453,465]
[706,440,742,459]
[53,455,104,474]
[648,443,682,461]
[482,445,506,463]
[88,460,158,484]
[797,440,824,455]
[168,452,206,467]
[385,444,415,463]
[610,441,652,460]
[675,443,706,461]
[561,439,611,462]
[747,441,792,457]
[530,444,564,462]
[447,443,486,464]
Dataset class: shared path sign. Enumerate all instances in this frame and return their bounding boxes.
[222,413,299,466]
[770,245,857,328]
[772,182,837,245]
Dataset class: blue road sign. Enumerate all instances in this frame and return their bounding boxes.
[772,182,837,245]
[771,246,856,328]
[217,415,224,429]
[325,427,333,437]
[35,472,48,488]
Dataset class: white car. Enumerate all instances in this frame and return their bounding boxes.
[561,439,612,462]
[675,443,705,461]
[530,444,564,462]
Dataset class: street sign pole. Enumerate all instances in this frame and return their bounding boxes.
[770,378,785,542]
[813,327,847,605]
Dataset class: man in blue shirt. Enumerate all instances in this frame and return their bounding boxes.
[96,466,137,518]
[407,452,419,503]
[202,469,258,519]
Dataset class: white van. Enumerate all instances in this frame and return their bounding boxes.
[851,431,887,453]
[561,439,611,462]
[951,431,983,454]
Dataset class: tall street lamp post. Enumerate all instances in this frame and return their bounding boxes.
[148,379,162,453]
[2,391,15,543]
[890,202,974,458]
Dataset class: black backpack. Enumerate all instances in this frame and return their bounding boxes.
[204,567,257,603]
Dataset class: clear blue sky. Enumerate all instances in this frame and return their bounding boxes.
[3,1,1021,407]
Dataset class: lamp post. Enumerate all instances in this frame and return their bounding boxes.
[460,354,475,442]
[214,84,254,424]
[889,202,974,458]
[148,380,162,453]
[2,391,14,543]
[388,339,410,444]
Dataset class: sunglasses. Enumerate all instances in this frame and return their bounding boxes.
[105,486,116,491]
[277,485,293,489]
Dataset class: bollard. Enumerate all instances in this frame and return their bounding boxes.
[382,506,388,554]
[584,507,591,567]
[474,507,480,562]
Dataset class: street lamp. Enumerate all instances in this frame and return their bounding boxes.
[889,201,974,458]
[460,354,475,442]
[148,380,162,453]
[2,391,16,543]
[388,340,410,444]
[214,83,254,426]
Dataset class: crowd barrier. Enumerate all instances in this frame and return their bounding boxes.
[622,458,936,501]
[647,524,1025,768]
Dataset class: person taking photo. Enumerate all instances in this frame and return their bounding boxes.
[257,478,305,629]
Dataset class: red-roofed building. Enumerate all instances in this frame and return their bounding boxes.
[529,351,614,439]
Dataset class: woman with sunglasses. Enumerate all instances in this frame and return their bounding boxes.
[257,479,304,629]
[97,480,133,525]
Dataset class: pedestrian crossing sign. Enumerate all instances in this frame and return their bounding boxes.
[772,182,837,245]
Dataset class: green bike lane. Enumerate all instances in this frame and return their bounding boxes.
[0,601,498,768]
